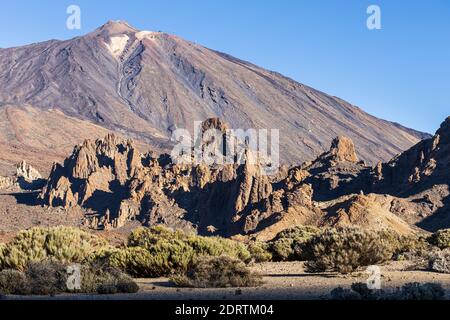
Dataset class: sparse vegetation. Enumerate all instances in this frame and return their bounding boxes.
[247,242,273,263]
[269,225,319,261]
[25,261,67,295]
[377,231,429,260]
[129,227,251,262]
[171,256,263,288]
[427,249,450,274]
[0,269,29,295]
[305,227,395,273]
[87,227,252,278]
[0,227,107,271]
[0,261,139,296]
[79,264,139,294]
[428,229,450,249]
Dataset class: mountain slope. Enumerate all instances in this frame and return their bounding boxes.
[0,20,428,171]
[0,104,154,175]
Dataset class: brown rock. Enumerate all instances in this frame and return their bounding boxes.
[329,136,359,163]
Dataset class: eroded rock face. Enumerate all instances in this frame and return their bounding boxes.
[329,136,359,163]
[39,124,287,235]
[39,117,450,237]
[40,133,141,214]
[0,161,44,190]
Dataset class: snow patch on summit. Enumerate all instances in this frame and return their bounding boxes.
[105,35,130,58]
[136,31,157,40]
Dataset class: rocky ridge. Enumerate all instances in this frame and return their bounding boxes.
[37,117,450,239]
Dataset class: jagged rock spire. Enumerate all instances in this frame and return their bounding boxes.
[329,136,359,163]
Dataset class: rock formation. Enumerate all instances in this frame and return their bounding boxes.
[39,117,450,238]
[0,161,45,190]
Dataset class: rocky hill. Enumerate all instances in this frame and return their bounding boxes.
[36,117,450,239]
[0,21,429,175]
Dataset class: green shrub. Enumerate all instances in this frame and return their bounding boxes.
[305,227,395,274]
[186,235,251,263]
[0,269,29,295]
[1,228,48,270]
[89,246,174,278]
[120,227,252,277]
[269,225,319,261]
[0,227,108,271]
[428,229,450,249]
[128,226,184,248]
[378,231,429,259]
[247,242,273,262]
[80,264,139,294]
[44,227,107,263]
[171,256,263,288]
[129,227,250,261]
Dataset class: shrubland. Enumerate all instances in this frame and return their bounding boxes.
[171,256,263,288]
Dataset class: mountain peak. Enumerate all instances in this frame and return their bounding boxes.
[96,20,139,36]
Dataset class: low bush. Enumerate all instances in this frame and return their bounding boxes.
[111,227,252,277]
[247,242,273,263]
[377,232,429,260]
[0,227,108,271]
[89,246,176,278]
[305,227,395,274]
[129,227,251,261]
[427,249,450,274]
[330,282,445,300]
[428,229,450,249]
[0,261,139,296]
[394,282,445,300]
[128,226,183,248]
[25,261,67,295]
[187,235,251,263]
[80,264,139,294]
[0,269,29,295]
[171,256,263,288]
[269,225,319,261]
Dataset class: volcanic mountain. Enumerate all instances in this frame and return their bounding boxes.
[0,20,429,175]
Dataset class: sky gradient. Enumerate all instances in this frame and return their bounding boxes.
[0,0,448,134]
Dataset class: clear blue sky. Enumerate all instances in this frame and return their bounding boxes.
[0,0,448,134]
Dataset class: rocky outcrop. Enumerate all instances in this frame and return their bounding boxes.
[319,194,416,235]
[328,136,359,163]
[40,134,141,215]
[39,116,450,237]
[39,122,283,235]
[0,161,45,190]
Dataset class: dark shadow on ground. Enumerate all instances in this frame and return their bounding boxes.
[6,191,41,206]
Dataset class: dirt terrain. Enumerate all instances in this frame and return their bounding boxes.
[0,191,135,245]
[3,261,450,300]
[0,192,83,241]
